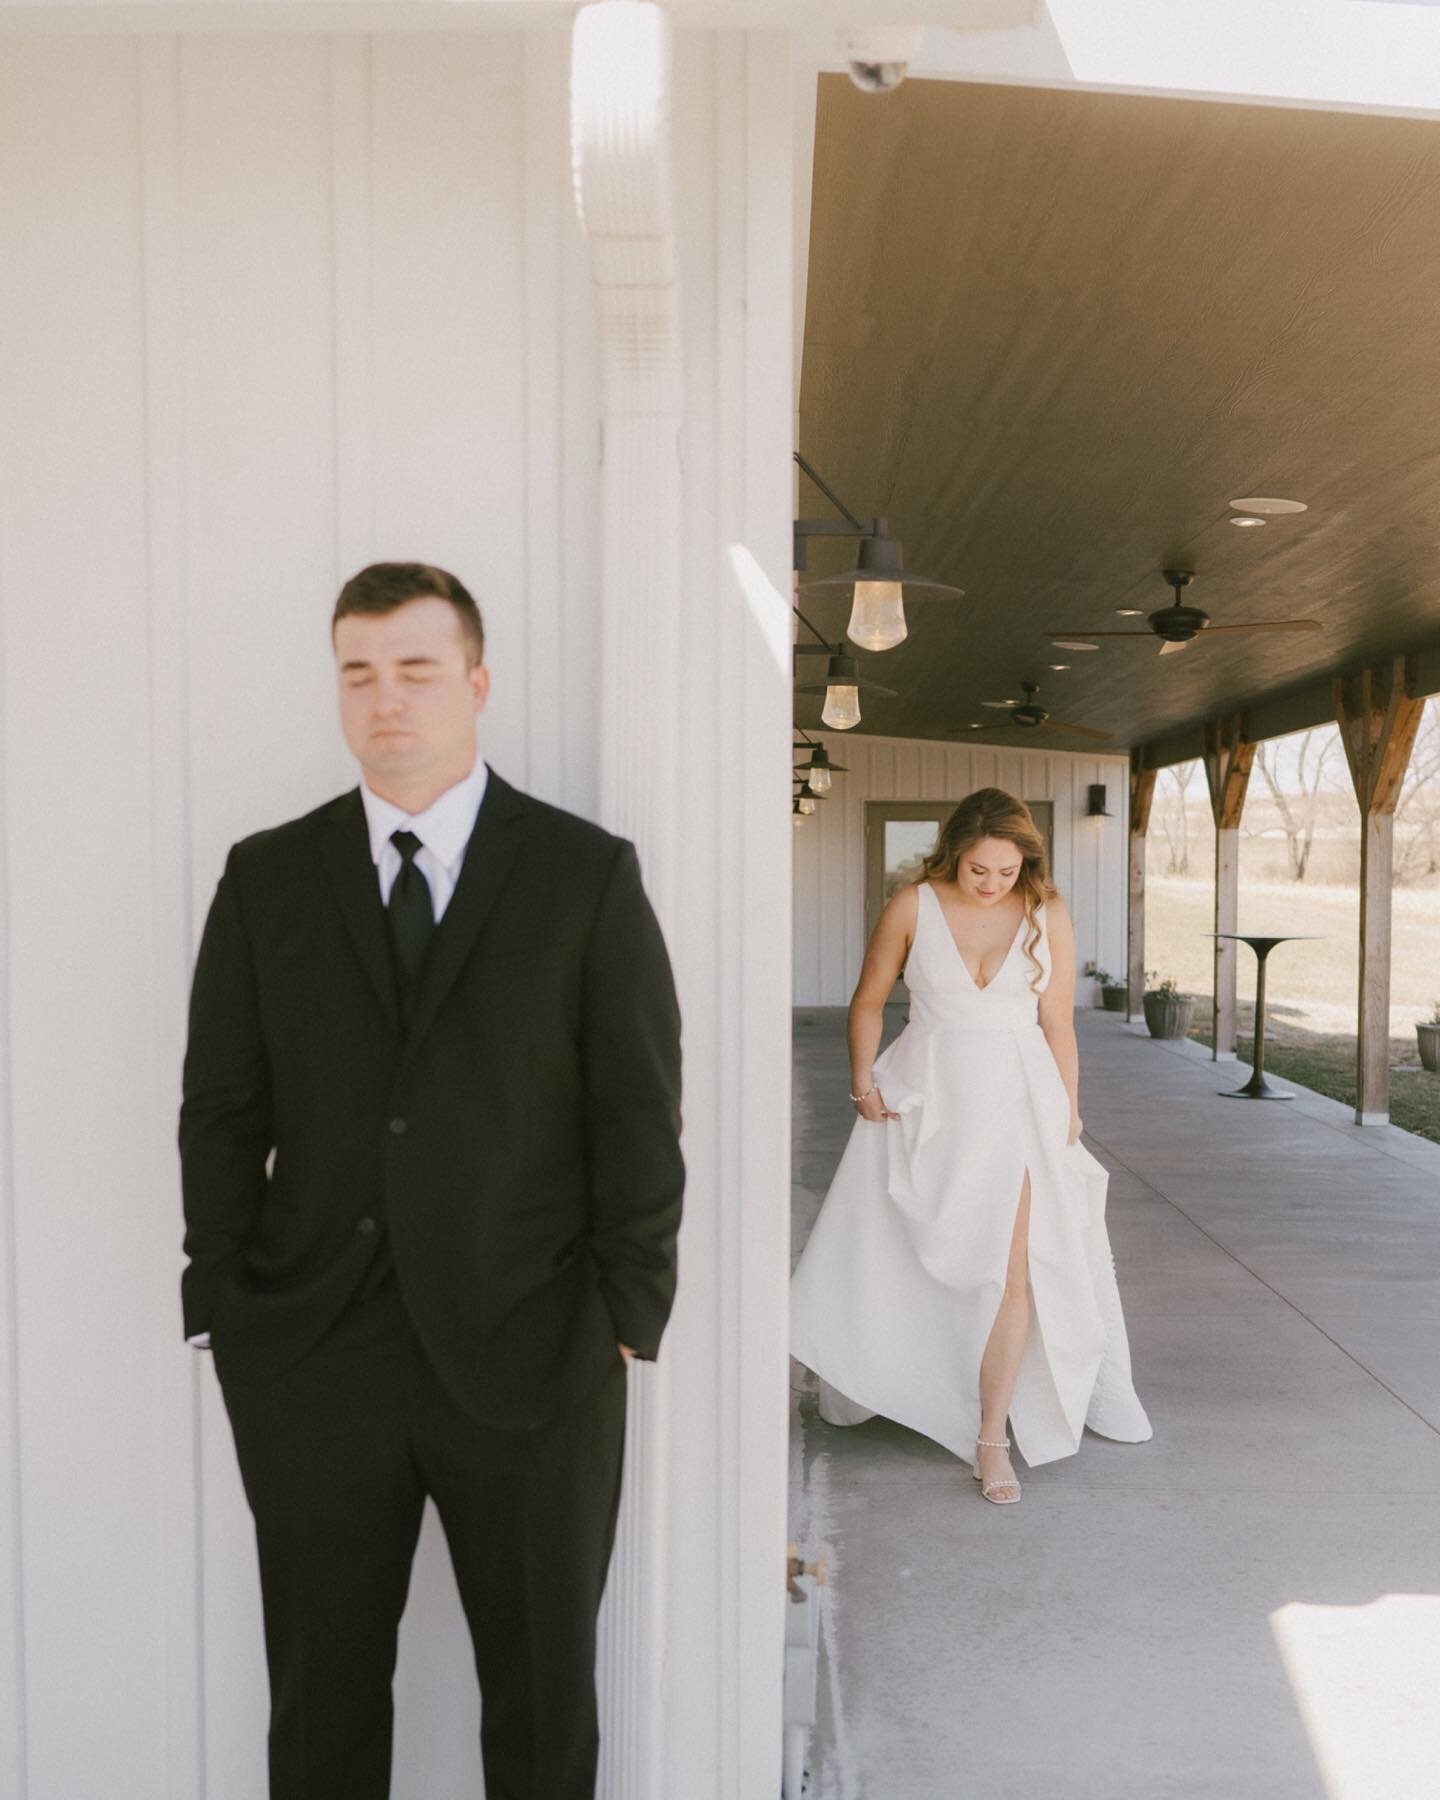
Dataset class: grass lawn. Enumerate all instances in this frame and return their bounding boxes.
[1187,1022,1440,1144]
[1145,876,1440,1036]
[1143,873,1440,1140]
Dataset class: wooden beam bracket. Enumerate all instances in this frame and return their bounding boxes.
[1203,712,1255,829]
[1333,655,1423,818]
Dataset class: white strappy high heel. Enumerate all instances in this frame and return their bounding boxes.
[974,1435,1021,1505]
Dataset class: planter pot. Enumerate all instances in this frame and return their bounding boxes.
[1418,1023,1440,1073]
[1100,986,1128,1013]
[1143,993,1195,1040]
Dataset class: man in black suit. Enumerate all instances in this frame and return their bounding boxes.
[179,562,683,1800]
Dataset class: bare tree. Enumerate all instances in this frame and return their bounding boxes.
[1155,759,1200,875]
[1253,729,1338,882]
[1394,699,1440,885]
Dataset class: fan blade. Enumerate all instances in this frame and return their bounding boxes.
[1158,638,1190,656]
[1044,720,1114,741]
[1049,640,1102,651]
[1046,629,1157,640]
[1191,619,1323,634]
[981,699,1018,709]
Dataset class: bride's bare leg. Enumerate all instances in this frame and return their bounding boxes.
[976,1171,1031,1494]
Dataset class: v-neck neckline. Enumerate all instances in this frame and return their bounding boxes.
[924,882,1027,992]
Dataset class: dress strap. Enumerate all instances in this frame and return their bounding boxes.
[906,880,933,969]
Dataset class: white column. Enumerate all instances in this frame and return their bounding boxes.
[572,12,682,1794]
[571,11,793,1797]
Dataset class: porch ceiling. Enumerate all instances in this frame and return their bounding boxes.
[797,74,1440,755]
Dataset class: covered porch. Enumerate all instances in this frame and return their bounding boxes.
[784,51,1440,1795]
[789,1006,1440,1798]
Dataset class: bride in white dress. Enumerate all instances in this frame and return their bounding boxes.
[790,787,1151,1504]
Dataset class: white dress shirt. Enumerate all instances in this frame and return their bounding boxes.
[359,756,489,921]
[189,758,490,1349]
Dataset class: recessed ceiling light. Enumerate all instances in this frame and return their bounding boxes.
[1229,496,1307,515]
[1115,608,1144,617]
[1230,514,1266,528]
[1049,662,1071,670]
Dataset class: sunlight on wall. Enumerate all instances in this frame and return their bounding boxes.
[728,544,793,676]
[1272,1595,1440,1800]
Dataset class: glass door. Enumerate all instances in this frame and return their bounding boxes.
[865,803,950,1002]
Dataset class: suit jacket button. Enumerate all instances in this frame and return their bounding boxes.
[388,1117,407,1135]
[357,1216,377,1235]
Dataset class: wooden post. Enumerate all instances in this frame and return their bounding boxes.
[1334,657,1423,1125]
[1203,716,1255,1060]
[1127,749,1157,1021]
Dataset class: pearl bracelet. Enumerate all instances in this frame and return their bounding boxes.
[849,1084,876,1103]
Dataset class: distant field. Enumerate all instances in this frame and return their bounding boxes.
[1145,876,1440,1036]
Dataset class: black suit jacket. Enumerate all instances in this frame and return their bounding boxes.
[179,770,683,1429]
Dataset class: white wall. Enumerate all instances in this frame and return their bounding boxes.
[792,731,1131,1004]
[0,25,792,1800]
[0,29,601,1800]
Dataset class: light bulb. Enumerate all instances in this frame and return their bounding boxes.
[807,764,832,794]
[846,580,907,651]
[798,793,816,815]
[821,684,861,730]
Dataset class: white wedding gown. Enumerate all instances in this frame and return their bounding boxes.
[790,883,1152,1470]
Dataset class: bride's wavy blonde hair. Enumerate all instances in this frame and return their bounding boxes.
[918,787,1058,991]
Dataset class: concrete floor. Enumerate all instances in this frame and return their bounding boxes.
[789,1008,1440,1800]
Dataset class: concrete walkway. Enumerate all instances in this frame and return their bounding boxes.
[789,1008,1440,1800]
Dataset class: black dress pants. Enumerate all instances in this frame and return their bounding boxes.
[217,1250,628,1800]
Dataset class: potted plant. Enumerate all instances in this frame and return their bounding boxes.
[1094,969,1128,1013]
[1143,971,1195,1040]
[1418,1002,1440,1074]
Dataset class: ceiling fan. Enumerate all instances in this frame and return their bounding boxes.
[1048,569,1323,656]
[949,680,1112,742]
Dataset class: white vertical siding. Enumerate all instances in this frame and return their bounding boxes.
[0,20,792,1799]
[792,732,1131,1004]
[0,29,601,1799]
[0,40,174,1800]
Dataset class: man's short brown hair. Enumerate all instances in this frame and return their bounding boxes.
[332,563,485,667]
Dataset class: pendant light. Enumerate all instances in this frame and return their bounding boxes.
[793,455,967,654]
[801,523,965,653]
[822,662,860,731]
[793,651,897,732]
[794,738,847,795]
[842,531,907,650]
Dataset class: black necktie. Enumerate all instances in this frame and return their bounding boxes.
[387,829,435,993]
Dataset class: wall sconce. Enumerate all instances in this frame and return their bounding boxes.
[793,453,966,652]
[1086,783,1112,818]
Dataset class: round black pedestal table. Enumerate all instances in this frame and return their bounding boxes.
[1208,934,1321,1102]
